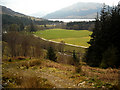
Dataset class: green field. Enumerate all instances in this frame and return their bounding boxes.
[35,29,92,47]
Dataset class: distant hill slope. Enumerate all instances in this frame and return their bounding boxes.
[43,2,103,19]
[0,5,46,21]
[1,5,27,17]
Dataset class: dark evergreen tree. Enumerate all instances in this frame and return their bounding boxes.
[85,12,102,67]
[73,50,77,61]
[73,50,79,65]
[19,23,24,31]
[85,3,120,68]
[29,23,37,32]
[100,45,118,68]
[47,47,57,62]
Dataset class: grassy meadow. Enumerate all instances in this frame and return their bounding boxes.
[35,29,92,47]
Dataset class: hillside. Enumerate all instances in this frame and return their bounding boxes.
[43,2,102,19]
[1,5,46,21]
[2,58,117,88]
[1,5,27,17]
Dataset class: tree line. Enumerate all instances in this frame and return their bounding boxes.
[2,14,63,31]
[85,3,120,68]
[66,21,94,31]
[2,14,95,32]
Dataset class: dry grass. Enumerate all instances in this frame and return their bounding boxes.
[57,53,74,65]
[2,57,119,88]
[81,65,119,85]
[17,59,41,69]
[17,73,54,88]
[2,68,54,88]
[10,59,41,69]
[41,59,75,72]
[2,59,54,88]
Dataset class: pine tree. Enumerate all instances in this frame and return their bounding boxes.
[47,47,57,62]
[100,45,118,68]
[29,23,37,32]
[85,12,102,67]
[85,3,120,68]
[20,23,24,31]
[73,50,79,66]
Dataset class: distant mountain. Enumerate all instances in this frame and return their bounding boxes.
[43,2,103,19]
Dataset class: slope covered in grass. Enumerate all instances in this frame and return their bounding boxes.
[2,58,117,88]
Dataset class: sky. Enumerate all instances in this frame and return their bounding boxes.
[0,0,120,16]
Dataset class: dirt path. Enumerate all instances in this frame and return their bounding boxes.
[34,35,88,48]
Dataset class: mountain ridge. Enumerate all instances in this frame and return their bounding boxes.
[1,5,27,17]
[43,2,103,19]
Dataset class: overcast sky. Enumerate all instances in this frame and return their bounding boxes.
[0,0,120,15]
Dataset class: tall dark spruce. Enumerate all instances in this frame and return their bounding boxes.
[85,3,120,68]
[29,23,37,32]
[47,47,57,62]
